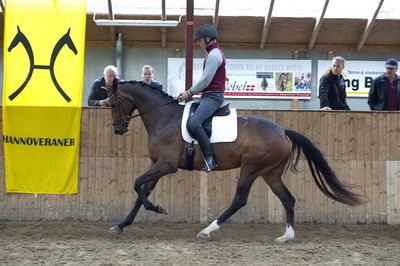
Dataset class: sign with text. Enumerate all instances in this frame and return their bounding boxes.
[3,0,86,194]
[317,60,386,98]
[168,58,312,99]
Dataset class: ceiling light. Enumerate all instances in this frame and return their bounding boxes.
[94,19,180,27]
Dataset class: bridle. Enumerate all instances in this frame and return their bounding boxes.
[109,88,176,131]
[108,89,133,131]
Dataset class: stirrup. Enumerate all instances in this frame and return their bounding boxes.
[201,156,218,172]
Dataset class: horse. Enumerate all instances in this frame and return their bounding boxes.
[276,73,289,91]
[107,80,364,242]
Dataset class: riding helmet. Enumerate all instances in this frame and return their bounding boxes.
[194,24,218,41]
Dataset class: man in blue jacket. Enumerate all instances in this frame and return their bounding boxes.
[88,65,120,106]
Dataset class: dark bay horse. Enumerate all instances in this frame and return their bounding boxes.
[108,80,363,242]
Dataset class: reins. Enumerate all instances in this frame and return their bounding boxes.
[126,100,175,120]
[110,88,176,121]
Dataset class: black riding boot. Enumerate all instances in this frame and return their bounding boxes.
[201,153,218,172]
[190,124,218,172]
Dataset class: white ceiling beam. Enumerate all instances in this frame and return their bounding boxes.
[357,0,384,51]
[213,0,220,28]
[259,0,275,50]
[308,0,329,50]
[94,19,179,27]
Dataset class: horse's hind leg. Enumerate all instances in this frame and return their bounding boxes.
[197,169,258,239]
[262,161,296,243]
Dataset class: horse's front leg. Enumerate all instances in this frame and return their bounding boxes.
[133,161,176,214]
[109,179,159,233]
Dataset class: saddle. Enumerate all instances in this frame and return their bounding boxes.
[181,101,237,170]
[186,102,231,139]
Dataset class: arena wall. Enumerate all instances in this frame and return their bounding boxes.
[0,108,399,224]
[1,47,400,110]
[79,48,400,111]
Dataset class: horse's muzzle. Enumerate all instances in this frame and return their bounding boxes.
[112,121,129,135]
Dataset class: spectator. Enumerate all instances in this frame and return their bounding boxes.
[368,59,400,111]
[140,65,163,90]
[88,65,120,106]
[319,56,350,111]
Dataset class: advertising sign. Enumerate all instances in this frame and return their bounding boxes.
[168,58,312,99]
[318,60,385,97]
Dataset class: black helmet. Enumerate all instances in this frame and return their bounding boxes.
[194,24,218,41]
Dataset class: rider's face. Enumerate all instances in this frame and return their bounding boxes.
[195,37,207,50]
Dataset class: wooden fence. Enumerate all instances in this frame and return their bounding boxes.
[0,108,399,224]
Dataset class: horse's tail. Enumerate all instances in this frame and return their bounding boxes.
[285,129,364,207]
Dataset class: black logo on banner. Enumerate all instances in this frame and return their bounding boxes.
[7,26,78,102]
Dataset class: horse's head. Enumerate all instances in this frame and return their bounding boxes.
[8,26,25,52]
[108,79,136,135]
[62,28,78,55]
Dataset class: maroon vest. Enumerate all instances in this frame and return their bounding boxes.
[203,43,226,93]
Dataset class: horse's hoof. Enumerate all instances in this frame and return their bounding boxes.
[196,231,210,239]
[275,235,294,243]
[157,204,168,214]
[109,225,123,234]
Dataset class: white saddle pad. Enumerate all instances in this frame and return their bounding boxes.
[181,101,238,144]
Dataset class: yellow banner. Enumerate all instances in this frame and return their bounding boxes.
[3,0,86,194]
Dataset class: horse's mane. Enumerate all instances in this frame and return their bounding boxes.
[119,80,175,101]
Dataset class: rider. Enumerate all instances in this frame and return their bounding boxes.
[180,24,226,172]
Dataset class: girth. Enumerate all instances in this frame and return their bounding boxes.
[186,102,230,138]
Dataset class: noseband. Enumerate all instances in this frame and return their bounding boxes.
[109,90,133,132]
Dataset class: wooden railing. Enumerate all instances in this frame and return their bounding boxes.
[0,108,399,224]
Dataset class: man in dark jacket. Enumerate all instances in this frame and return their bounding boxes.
[319,56,350,111]
[88,65,120,106]
[368,59,400,111]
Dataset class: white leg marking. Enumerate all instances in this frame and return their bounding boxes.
[197,220,220,239]
[275,224,295,243]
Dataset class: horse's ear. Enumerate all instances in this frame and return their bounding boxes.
[112,78,118,92]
